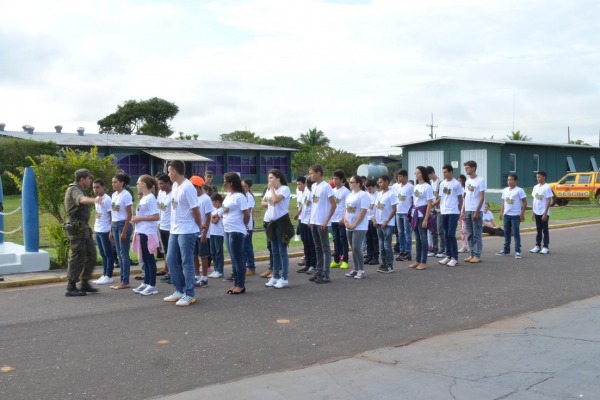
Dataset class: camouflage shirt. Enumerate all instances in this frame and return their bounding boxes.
[64,182,91,224]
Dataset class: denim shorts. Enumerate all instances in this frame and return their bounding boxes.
[194,239,210,258]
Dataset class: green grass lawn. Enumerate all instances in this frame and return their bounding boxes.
[2,191,598,265]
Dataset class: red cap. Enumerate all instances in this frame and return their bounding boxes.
[190,176,205,187]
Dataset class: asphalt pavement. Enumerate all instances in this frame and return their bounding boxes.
[1,223,600,400]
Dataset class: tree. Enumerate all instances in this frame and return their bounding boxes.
[299,128,330,148]
[97,97,179,137]
[569,139,589,145]
[177,132,199,140]
[8,148,118,266]
[260,136,303,149]
[220,130,261,143]
[506,130,531,141]
[0,139,57,195]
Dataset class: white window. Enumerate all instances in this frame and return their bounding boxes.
[533,154,539,173]
[590,156,598,172]
[567,156,576,172]
[509,153,516,173]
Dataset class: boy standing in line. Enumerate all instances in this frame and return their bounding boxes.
[497,173,527,259]
[531,171,553,254]
[461,161,486,264]
[393,170,414,262]
[373,175,398,273]
[438,165,464,267]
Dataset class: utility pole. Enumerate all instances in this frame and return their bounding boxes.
[568,126,570,143]
[426,113,437,139]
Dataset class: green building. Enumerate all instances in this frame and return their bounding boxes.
[396,137,600,190]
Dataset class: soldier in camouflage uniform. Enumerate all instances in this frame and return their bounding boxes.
[64,169,100,296]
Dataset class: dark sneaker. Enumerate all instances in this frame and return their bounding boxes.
[296,266,310,273]
[65,287,86,297]
[377,266,394,274]
[223,274,234,282]
[160,274,171,281]
[315,275,330,284]
[309,273,321,282]
[368,259,379,265]
[80,281,99,293]
[377,265,388,273]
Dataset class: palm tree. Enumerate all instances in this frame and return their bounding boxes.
[506,130,531,141]
[299,128,330,148]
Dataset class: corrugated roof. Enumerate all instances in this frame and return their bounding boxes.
[0,130,298,151]
[143,150,212,162]
[395,136,600,149]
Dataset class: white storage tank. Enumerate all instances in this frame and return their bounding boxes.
[357,164,389,179]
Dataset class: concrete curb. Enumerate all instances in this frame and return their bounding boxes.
[1,219,599,290]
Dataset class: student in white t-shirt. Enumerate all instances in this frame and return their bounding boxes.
[308,164,336,283]
[208,193,225,278]
[242,179,256,275]
[497,173,527,259]
[373,175,398,273]
[343,175,370,279]
[109,173,133,289]
[163,160,203,307]
[437,165,464,267]
[190,175,214,288]
[393,170,414,262]
[364,179,380,265]
[156,174,172,278]
[408,166,435,270]
[131,175,160,295]
[222,172,250,295]
[92,178,114,285]
[294,176,316,274]
[530,171,553,254]
[460,160,486,263]
[331,169,350,269]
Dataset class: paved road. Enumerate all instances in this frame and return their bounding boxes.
[1,225,599,400]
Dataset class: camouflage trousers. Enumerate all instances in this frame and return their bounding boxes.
[66,226,97,283]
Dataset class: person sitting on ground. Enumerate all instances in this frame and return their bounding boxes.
[482,202,504,236]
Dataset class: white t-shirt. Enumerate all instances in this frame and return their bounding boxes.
[532,183,553,216]
[367,191,378,221]
[265,186,291,221]
[482,210,494,223]
[111,190,133,222]
[135,194,159,235]
[157,190,172,231]
[246,192,256,230]
[94,193,112,233]
[464,176,487,212]
[501,186,527,216]
[374,189,398,225]
[309,181,335,226]
[300,187,313,224]
[412,183,435,217]
[439,179,464,215]
[332,186,350,222]
[197,193,215,237]
[345,191,370,231]
[394,182,414,214]
[223,192,249,234]
[170,179,200,235]
[208,207,224,237]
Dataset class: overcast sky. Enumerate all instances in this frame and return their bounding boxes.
[1,0,599,154]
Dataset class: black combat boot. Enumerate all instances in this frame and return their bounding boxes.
[65,281,86,297]
[80,280,99,293]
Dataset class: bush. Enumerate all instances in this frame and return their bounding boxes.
[0,139,58,195]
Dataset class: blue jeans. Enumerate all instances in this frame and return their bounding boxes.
[95,231,114,278]
[111,220,132,284]
[209,235,224,274]
[376,224,394,267]
[139,233,157,286]
[167,233,197,297]
[331,222,349,263]
[442,214,459,260]
[311,224,331,278]
[270,224,289,280]
[395,213,412,256]
[243,230,255,269]
[263,221,274,268]
[225,231,246,287]
[465,211,483,258]
[503,215,521,253]
[413,217,428,263]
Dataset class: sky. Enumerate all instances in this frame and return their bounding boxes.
[1,0,599,155]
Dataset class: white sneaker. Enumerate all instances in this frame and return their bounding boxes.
[435,252,446,258]
[515,252,522,259]
[265,277,278,287]
[438,257,451,265]
[176,295,197,307]
[458,247,469,253]
[530,246,541,253]
[140,285,158,296]
[274,279,289,289]
[427,251,435,257]
[133,283,148,293]
[447,258,458,267]
[95,276,114,285]
[164,291,185,302]
[540,247,550,255]
[354,270,366,280]
[208,271,224,279]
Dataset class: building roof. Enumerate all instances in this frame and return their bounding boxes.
[0,130,298,152]
[395,136,600,150]
[143,150,213,162]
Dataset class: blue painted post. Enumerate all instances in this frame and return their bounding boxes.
[22,167,39,252]
[0,174,4,244]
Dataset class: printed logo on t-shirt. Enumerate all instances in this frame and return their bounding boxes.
[376,201,385,210]
[158,202,168,211]
[368,204,375,210]
[223,206,230,214]
[95,212,102,219]
[111,202,121,212]
[313,194,320,204]
[398,194,407,201]
[443,187,452,195]
[304,197,312,206]
[171,198,178,210]
[467,184,476,192]
[505,197,515,205]
[534,193,543,200]
[413,189,422,198]
[335,196,342,205]
[346,204,357,214]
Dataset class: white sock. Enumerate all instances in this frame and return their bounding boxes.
[201,275,208,282]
